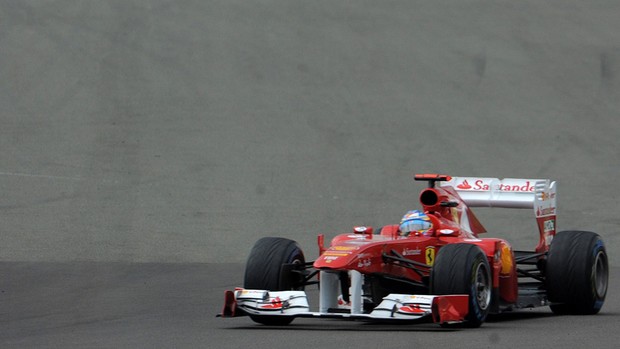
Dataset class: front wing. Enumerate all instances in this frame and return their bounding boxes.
[219,288,469,325]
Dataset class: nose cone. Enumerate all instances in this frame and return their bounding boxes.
[313,244,362,269]
[313,234,394,270]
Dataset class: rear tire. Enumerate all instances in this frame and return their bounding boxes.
[244,237,306,325]
[431,244,492,328]
[546,231,608,315]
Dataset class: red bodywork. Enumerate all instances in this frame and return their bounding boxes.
[314,175,519,305]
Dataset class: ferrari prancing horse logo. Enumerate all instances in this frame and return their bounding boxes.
[425,246,436,266]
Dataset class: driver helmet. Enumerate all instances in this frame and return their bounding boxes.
[399,210,432,236]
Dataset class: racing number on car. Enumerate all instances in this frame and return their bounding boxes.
[425,246,435,266]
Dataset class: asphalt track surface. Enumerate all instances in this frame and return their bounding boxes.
[0,263,618,348]
[2,0,620,348]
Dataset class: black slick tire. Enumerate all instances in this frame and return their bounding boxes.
[243,237,306,325]
[546,231,608,315]
[430,243,492,328]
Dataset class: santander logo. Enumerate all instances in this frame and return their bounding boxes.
[259,297,284,309]
[456,179,536,192]
[399,305,426,314]
[456,180,472,190]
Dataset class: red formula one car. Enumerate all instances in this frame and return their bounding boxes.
[219,174,609,327]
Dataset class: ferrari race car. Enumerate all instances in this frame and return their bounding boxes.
[219,174,609,327]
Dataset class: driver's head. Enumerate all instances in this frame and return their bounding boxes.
[399,210,432,236]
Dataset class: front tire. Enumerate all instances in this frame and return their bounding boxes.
[244,237,306,325]
[431,244,492,327]
[546,231,608,315]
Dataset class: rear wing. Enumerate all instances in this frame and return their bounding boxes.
[441,177,556,210]
[441,177,557,252]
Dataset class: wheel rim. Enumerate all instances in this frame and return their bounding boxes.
[593,250,608,298]
[475,263,491,311]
